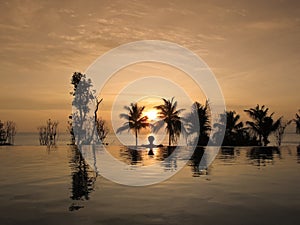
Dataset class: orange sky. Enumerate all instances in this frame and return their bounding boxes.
[0,0,299,132]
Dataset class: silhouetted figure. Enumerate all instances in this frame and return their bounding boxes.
[142,135,157,155]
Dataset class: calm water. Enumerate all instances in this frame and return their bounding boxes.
[0,145,300,225]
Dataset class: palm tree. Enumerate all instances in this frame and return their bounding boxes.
[185,101,211,146]
[154,97,185,146]
[117,103,149,146]
[226,111,243,131]
[213,111,242,145]
[244,105,281,146]
[214,110,259,146]
[294,110,300,134]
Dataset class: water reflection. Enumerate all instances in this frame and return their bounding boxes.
[220,147,235,160]
[188,147,205,177]
[68,145,96,211]
[247,146,281,167]
[297,145,300,163]
[73,145,298,191]
[119,146,178,170]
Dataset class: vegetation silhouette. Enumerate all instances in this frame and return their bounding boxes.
[38,119,58,146]
[69,72,108,145]
[0,120,16,145]
[154,97,185,146]
[214,110,259,146]
[117,103,149,146]
[274,119,292,146]
[294,109,300,134]
[185,101,210,146]
[244,105,281,146]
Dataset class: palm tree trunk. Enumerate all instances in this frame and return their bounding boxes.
[168,132,171,146]
[135,130,138,146]
[259,134,262,146]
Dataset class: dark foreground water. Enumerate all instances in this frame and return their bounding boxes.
[0,145,299,225]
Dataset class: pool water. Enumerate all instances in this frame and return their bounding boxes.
[0,145,299,225]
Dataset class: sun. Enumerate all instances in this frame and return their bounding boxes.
[144,109,158,121]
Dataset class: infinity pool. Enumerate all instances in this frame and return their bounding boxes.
[0,145,299,225]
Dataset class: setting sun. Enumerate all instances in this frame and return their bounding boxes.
[144,109,158,121]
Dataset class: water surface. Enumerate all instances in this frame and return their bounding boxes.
[0,145,299,225]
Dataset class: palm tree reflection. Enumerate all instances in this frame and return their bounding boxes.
[247,146,281,167]
[219,147,236,161]
[297,145,300,164]
[69,145,96,211]
[188,147,206,177]
[119,145,178,170]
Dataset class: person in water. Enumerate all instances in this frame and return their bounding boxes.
[142,135,156,155]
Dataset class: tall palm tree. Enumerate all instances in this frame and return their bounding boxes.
[214,110,259,146]
[154,97,185,146]
[221,111,246,146]
[225,111,244,137]
[185,101,211,146]
[244,104,281,146]
[294,110,300,134]
[117,103,149,146]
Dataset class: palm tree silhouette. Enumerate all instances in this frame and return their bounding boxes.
[215,111,244,146]
[185,101,211,146]
[294,110,300,134]
[154,97,185,146]
[225,111,244,136]
[244,105,281,146]
[117,103,149,146]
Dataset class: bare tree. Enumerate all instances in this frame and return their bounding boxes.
[96,117,109,144]
[0,120,16,145]
[38,119,59,146]
[274,119,292,146]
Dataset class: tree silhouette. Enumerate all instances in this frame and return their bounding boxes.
[214,111,241,145]
[96,117,109,144]
[244,105,281,146]
[274,119,292,146]
[69,72,108,145]
[0,120,16,145]
[294,110,300,134]
[117,103,149,146]
[154,97,185,146]
[185,101,211,146]
[38,119,58,146]
[213,111,259,146]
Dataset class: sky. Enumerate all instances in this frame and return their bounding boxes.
[0,0,299,132]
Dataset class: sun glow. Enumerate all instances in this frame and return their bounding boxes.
[144,109,158,121]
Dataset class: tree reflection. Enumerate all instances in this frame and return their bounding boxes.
[219,147,236,161]
[188,147,205,177]
[119,146,178,170]
[247,146,281,167]
[69,145,96,211]
[297,145,300,164]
